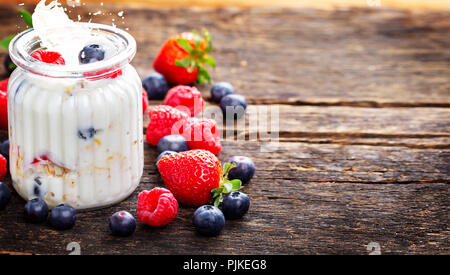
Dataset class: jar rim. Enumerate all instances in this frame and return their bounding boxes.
[9,22,136,78]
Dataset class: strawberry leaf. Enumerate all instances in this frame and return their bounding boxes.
[176,38,193,53]
[221,179,242,194]
[202,56,216,68]
[203,28,212,53]
[210,162,242,207]
[8,62,16,71]
[223,182,233,193]
[19,10,33,28]
[175,57,191,68]
[222,163,231,174]
[192,30,202,49]
[213,195,223,208]
[173,28,215,84]
[222,162,236,178]
[188,59,196,72]
[211,187,224,198]
[229,179,242,191]
[0,34,15,50]
[197,64,211,84]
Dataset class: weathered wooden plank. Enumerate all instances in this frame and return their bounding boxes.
[0,2,447,255]
[0,141,448,254]
[233,105,450,134]
[0,181,448,255]
[147,104,450,134]
[0,4,449,106]
[275,136,450,149]
[220,141,449,184]
[132,7,449,106]
[232,105,450,147]
[142,104,450,148]
[4,0,450,11]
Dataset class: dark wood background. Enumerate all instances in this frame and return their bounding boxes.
[0,1,448,254]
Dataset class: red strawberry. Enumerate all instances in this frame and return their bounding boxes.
[0,78,8,131]
[153,29,215,85]
[145,105,189,145]
[142,88,148,115]
[137,187,178,227]
[164,85,204,117]
[0,154,6,180]
[0,78,8,91]
[182,118,222,155]
[31,50,65,65]
[157,150,222,206]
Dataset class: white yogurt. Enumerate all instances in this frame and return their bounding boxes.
[7,0,143,209]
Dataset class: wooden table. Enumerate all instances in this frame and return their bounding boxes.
[0,2,448,255]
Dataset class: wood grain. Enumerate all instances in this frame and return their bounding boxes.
[1,4,449,106]
[1,0,450,10]
[143,104,450,148]
[232,105,450,135]
[0,141,448,255]
[122,7,450,106]
[0,2,448,255]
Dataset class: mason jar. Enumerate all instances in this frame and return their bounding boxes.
[7,23,143,210]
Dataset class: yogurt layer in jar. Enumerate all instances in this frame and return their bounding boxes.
[7,2,143,210]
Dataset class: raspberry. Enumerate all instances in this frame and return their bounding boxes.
[164,85,204,116]
[142,88,148,115]
[0,154,7,180]
[31,50,65,65]
[137,187,178,227]
[31,155,51,165]
[145,105,189,145]
[84,68,122,80]
[182,118,222,155]
[0,78,8,131]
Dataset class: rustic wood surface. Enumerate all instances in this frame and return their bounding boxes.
[2,0,450,11]
[0,2,448,255]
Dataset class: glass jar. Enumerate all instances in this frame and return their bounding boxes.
[7,23,143,210]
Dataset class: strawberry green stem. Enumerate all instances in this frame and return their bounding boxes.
[211,162,242,207]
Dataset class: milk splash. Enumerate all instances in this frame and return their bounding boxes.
[32,0,90,66]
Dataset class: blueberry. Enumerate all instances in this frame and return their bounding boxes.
[79,44,105,64]
[0,182,11,210]
[156,150,177,164]
[142,73,169,100]
[109,211,136,237]
[192,205,225,237]
[4,54,16,75]
[211,82,234,103]
[24,198,49,223]
[156,135,188,153]
[228,156,255,184]
[78,127,96,140]
[222,191,250,220]
[49,204,76,230]
[0,140,9,163]
[220,94,247,119]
